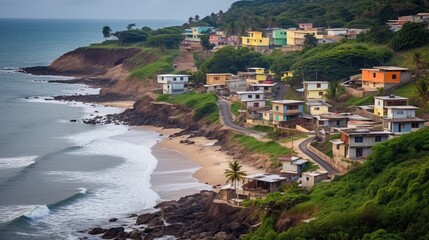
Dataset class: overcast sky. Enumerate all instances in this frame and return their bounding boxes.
[0,0,237,20]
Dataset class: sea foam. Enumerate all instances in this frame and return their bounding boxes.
[0,156,38,169]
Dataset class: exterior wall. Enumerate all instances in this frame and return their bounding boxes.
[374,98,409,116]
[272,103,303,123]
[328,118,348,128]
[306,90,327,100]
[238,92,265,101]
[348,147,372,159]
[309,105,329,115]
[245,100,266,108]
[262,112,273,121]
[304,82,328,101]
[281,71,293,80]
[362,70,402,84]
[272,29,287,46]
[163,83,187,94]
[241,31,270,47]
[282,162,299,173]
[157,75,189,84]
[206,74,232,85]
[287,29,321,46]
[227,79,247,93]
[387,109,416,119]
[255,74,268,82]
[348,134,389,148]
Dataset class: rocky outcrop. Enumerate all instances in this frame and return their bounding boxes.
[88,191,259,239]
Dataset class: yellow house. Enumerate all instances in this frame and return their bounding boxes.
[247,67,269,82]
[303,81,328,102]
[206,73,233,85]
[307,103,330,115]
[241,31,269,47]
[286,29,323,46]
[281,71,294,81]
[374,95,409,116]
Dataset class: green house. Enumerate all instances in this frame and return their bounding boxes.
[272,29,287,46]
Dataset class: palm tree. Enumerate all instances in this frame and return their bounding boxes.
[102,26,112,40]
[325,80,345,110]
[195,15,200,22]
[415,76,429,106]
[411,51,425,80]
[224,160,247,190]
[188,17,193,25]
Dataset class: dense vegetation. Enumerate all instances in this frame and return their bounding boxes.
[196,0,429,34]
[245,127,429,240]
[156,92,219,122]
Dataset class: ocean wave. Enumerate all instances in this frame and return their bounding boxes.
[24,205,51,219]
[153,168,201,175]
[0,67,19,73]
[0,156,38,169]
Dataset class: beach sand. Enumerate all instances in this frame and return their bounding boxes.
[100,101,135,109]
[141,126,261,188]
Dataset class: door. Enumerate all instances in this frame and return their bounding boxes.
[356,148,363,158]
[398,123,402,132]
[254,102,259,107]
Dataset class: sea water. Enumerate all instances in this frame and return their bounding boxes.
[0,19,208,239]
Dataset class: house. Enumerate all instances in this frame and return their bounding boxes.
[386,13,429,32]
[272,100,304,123]
[306,102,330,115]
[298,23,313,30]
[374,95,409,116]
[226,78,247,93]
[286,29,323,46]
[383,106,426,134]
[301,171,329,189]
[236,91,266,108]
[361,66,411,91]
[281,71,294,80]
[157,74,190,94]
[250,82,277,94]
[313,113,348,130]
[279,156,308,177]
[272,29,287,46]
[209,31,226,46]
[206,73,233,85]
[331,129,390,160]
[240,67,272,83]
[183,26,214,42]
[303,81,328,102]
[241,31,270,47]
[241,173,288,198]
[325,28,349,36]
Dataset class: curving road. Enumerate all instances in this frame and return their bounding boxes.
[217,100,267,139]
[299,137,339,175]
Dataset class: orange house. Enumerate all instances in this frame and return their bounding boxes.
[361,66,410,91]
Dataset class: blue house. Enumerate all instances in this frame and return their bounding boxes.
[272,100,304,123]
[383,106,426,134]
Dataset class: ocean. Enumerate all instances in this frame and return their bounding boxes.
[0,19,209,239]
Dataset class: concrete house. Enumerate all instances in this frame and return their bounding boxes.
[209,31,227,46]
[184,26,214,42]
[205,73,233,92]
[236,91,266,108]
[306,102,330,115]
[272,29,287,46]
[157,74,190,94]
[361,66,411,91]
[383,106,426,134]
[303,81,328,102]
[374,95,409,116]
[313,113,348,130]
[286,29,323,47]
[298,23,313,30]
[227,78,247,93]
[281,71,294,81]
[279,156,308,177]
[331,129,390,160]
[241,31,270,47]
[272,100,304,123]
[301,171,329,189]
[250,82,277,94]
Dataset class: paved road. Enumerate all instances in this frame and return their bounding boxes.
[217,100,267,139]
[299,137,339,175]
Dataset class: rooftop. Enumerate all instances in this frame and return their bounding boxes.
[361,66,409,71]
[206,73,233,76]
[375,95,408,101]
[303,171,328,177]
[341,128,391,135]
[250,83,277,87]
[385,106,418,110]
[236,91,265,95]
[384,118,426,123]
[158,74,190,77]
[246,173,287,183]
[303,81,329,84]
[272,100,304,104]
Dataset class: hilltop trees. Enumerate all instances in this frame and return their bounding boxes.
[102,26,112,39]
[390,22,429,51]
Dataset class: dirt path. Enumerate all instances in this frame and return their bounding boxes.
[174,51,197,72]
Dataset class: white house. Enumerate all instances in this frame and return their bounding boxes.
[301,171,329,189]
[157,74,190,94]
[383,106,426,134]
[236,91,266,108]
[279,156,308,177]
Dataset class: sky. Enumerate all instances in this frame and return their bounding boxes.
[0,0,237,20]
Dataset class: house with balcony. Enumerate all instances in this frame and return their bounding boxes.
[279,156,308,177]
[241,31,270,47]
[250,82,277,95]
[239,67,273,84]
[157,74,190,94]
[286,28,323,47]
[183,26,214,42]
[383,106,426,134]
[303,81,328,102]
[360,66,411,91]
[209,31,227,46]
[205,73,233,93]
[374,95,409,116]
[272,100,304,124]
[331,129,391,160]
[386,13,429,32]
[272,29,287,46]
[236,91,266,108]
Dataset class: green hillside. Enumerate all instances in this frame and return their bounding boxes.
[198,0,429,34]
[244,127,429,240]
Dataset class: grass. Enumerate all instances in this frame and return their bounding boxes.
[310,133,340,158]
[387,43,429,68]
[156,92,219,122]
[230,134,293,166]
[230,101,246,116]
[345,95,374,106]
[129,49,180,80]
[393,82,417,99]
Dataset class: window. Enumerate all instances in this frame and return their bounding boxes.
[412,122,420,128]
[355,137,363,143]
[248,95,253,98]
[260,40,262,43]
[392,74,397,80]
[247,39,250,43]
[375,136,382,142]
[316,83,321,88]
[336,144,340,150]
[306,177,310,181]
[397,110,404,115]
[319,91,324,96]
[214,77,220,81]
[173,77,177,81]
[373,73,376,78]
[255,95,260,99]
[275,106,279,111]
[314,107,320,110]
[180,77,184,81]
[336,120,340,126]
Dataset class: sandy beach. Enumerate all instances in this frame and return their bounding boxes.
[100,101,135,109]
[141,126,261,188]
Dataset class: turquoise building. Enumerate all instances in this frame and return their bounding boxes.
[272,29,287,46]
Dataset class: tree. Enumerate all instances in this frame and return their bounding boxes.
[200,34,215,55]
[102,26,112,39]
[304,34,318,48]
[126,23,136,30]
[415,76,429,106]
[325,80,345,109]
[224,160,247,189]
[390,22,429,51]
[191,70,205,86]
[195,14,200,22]
[113,30,148,45]
[411,51,425,80]
[188,17,194,25]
